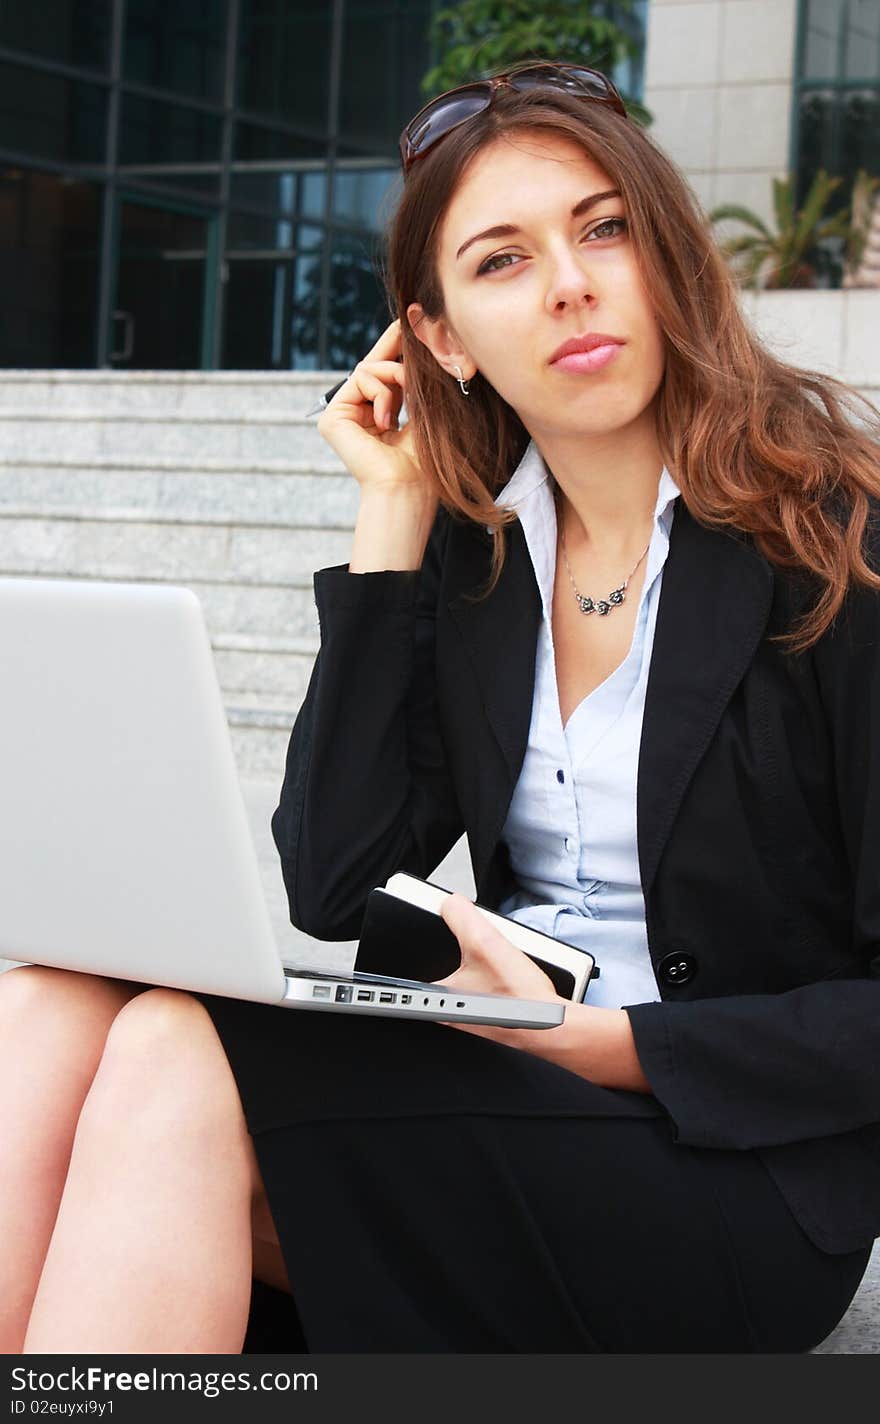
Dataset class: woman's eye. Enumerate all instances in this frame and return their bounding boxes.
[476,218,627,275]
[477,251,520,275]
[587,217,627,240]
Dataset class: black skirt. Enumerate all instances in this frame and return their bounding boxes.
[196,993,872,1354]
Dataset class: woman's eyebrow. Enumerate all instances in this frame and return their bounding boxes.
[454,189,622,261]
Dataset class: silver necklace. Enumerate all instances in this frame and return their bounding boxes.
[556,487,651,617]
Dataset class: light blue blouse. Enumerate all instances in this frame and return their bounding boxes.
[492,440,682,1009]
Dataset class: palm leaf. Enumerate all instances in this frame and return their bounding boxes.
[772,176,795,235]
[719,234,769,258]
[793,171,842,251]
[708,204,772,238]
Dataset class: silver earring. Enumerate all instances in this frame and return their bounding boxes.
[453,364,470,396]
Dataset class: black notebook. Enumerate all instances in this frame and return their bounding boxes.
[355,872,598,1003]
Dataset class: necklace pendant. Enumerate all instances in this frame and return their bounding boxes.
[609,587,625,606]
[595,600,611,616]
[577,595,594,615]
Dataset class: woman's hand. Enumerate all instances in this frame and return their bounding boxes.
[433,893,567,1051]
[433,893,654,1094]
[317,317,434,500]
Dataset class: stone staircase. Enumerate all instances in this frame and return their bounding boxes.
[0,368,877,1348]
[0,370,361,778]
[0,367,478,968]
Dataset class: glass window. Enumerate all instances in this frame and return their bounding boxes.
[124,0,229,103]
[119,92,222,191]
[795,1,880,223]
[292,226,388,370]
[0,0,112,72]
[113,199,210,369]
[229,164,326,218]
[844,0,880,82]
[227,207,297,250]
[610,0,648,100]
[809,85,880,191]
[0,61,107,164]
[802,0,880,82]
[332,162,398,228]
[234,120,325,165]
[222,221,323,368]
[0,168,100,366]
[338,0,433,155]
[237,0,331,133]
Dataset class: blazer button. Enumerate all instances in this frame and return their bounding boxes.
[657,951,697,987]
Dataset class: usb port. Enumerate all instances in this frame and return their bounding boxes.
[379,992,396,1004]
[401,994,412,1005]
[312,985,332,999]
[356,990,374,1002]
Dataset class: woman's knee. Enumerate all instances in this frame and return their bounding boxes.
[0,965,141,1060]
[82,988,248,1148]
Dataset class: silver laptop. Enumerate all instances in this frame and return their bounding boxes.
[0,578,563,1031]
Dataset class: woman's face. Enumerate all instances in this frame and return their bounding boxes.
[412,128,666,444]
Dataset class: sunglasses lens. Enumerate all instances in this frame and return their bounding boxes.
[405,90,491,159]
[400,66,627,170]
[511,65,623,106]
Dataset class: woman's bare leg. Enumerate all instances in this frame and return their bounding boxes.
[23,988,256,1354]
[250,1140,291,1295]
[0,966,142,1353]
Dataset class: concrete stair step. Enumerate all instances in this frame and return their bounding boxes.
[197,581,322,641]
[0,411,336,465]
[0,516,352,586]
[0,370,343,418]
[228,709,299,777]
[214,641,317,704]
[0,574,320,642]
[0,464,359,528]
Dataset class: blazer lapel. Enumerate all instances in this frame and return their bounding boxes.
[445,500,775,905]
[637,502,774,897]
[446,516,541,779]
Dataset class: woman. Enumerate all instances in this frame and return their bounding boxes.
[5,63,880,1354]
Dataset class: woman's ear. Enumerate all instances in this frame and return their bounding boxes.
[406,302,477,382]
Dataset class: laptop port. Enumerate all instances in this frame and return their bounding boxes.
[379,992,396,1004]
[335,984,353,1003]
[401,994,412,1005]
[357,989,375,1002]
[312,985,332,999]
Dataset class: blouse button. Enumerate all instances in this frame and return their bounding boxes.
[564,836,573,854]
[556,769,565,784]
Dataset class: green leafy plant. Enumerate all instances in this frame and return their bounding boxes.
[422,0,651,126]
[709,170,851,290]
[843,168,880,282]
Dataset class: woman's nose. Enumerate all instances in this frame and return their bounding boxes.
[544,248,598,313]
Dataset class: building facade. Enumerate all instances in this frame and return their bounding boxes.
[0,0,439,371]
[1,1,876,373]
[645,0,879,286]
[0,0,648,373]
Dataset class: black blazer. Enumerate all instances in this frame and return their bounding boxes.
[272,498,880,1255]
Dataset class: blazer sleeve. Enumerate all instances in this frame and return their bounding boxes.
[624,558,880,1151]
[270,506,465,941]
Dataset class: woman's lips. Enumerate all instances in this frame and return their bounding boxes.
[551,343,623,374]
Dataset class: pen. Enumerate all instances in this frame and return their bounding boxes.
[305,370,408,425]
[304,351,404,418]
[305,377,349,418]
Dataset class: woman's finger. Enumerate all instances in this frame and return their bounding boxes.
[361,316,403,363]
[440,893,512,961]
[325,361,406,430]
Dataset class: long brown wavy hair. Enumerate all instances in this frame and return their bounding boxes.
[383,83,880,654]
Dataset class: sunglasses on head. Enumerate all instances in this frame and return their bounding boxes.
[399,62,629,175]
